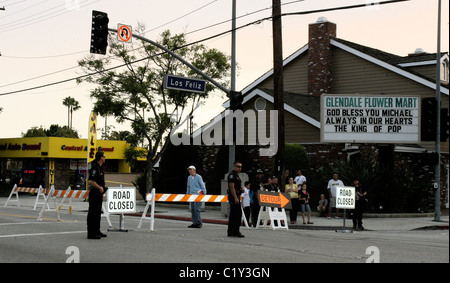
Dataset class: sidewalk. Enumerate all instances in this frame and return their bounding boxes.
[1,195,448,232]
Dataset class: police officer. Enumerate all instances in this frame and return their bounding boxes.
[87,151,107,239]
[227,162,244,238]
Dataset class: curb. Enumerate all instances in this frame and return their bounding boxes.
[125,213,229,225]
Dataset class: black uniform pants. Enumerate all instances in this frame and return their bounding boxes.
[228,201,242,236]
[352,200,364,228]
[87,188,102,236]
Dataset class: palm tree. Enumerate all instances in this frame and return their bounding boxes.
[62,97,81,129]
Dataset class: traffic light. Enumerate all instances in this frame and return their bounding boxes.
[421,97,437,141]
[441,108,449,142]
[229,91,243,111]
[90,10,109,55]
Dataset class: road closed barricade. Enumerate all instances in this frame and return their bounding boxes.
[138,190,228,232]
[4,184,50,210]
[36,186,111,226]
[255,191,291,230]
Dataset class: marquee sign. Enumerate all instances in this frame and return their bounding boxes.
[321,94,420,143]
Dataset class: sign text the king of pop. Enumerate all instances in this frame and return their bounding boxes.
[321,94,420,143]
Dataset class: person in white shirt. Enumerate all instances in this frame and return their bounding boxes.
[294,170,306,186]
[242,181,251,226]
[327,173,344,219]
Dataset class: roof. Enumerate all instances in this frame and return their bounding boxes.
[232,37,449,101]
[215,35,449,133]
[257,88,320,123]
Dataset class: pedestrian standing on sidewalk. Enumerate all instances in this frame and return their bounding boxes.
[242,181,251,226]
[227,162,244,237]
[294,170,306,186]
[352,179,367,230]
[87,151,108,239]
[250,170,263,227]
[186,165,206,228]
[327,173,344,219]
[285,177,299,224]
[299,184,313,224]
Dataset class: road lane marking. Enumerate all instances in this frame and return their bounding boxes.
[0,213,77,222]
[0,231,86,239]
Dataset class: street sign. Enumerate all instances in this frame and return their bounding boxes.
[257,191,292,209]
[164,74,207,94]
[335,186,355,209]
[117,24,132,43]
[107,187,136,213]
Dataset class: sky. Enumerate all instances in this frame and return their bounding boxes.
[0,0,448,139]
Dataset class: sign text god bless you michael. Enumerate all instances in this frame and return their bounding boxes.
[321,95,420,143]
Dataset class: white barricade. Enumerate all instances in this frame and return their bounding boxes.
[137,189,230,232]
[36,186,111,226]
[4,184,50,210]
[256,206,289,230]
[137,188,156,231]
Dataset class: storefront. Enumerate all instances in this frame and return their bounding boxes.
[0,137,136,190]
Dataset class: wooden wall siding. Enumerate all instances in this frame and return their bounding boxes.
[258,55,309,94]
[331,47,434,96]
[407,65,437,80]
[243,94,320,144]
[241,46,448,152]
[331,47,448,152]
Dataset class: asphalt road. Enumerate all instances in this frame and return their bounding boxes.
[0,206,448,265]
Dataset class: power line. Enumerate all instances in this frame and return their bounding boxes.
[0,50,87,60]
[185,0,305,36]
[143,0,219,35]
[0,0,411,96]
[0,0,99,33]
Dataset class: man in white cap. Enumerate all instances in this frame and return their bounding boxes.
[186,165,206,228]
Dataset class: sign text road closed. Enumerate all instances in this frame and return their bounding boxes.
[335,186,355,209]
[107,187,136,213]
[257,191,292,209]
[164,74,207,94]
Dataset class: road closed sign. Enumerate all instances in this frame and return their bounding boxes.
[335,186,355,209]
[107,187,136,213]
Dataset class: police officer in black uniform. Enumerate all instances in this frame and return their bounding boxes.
[87,151,107,239]
[227,162,244,237]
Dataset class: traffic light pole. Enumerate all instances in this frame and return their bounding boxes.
[108,28,231,96]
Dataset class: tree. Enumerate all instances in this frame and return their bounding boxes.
[62,96,81,129]
[77,27,230,194]
[22,124,79,138]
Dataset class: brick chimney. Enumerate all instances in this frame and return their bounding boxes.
[308,17,336,97]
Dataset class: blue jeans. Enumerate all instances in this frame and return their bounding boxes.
[190,202,202,225]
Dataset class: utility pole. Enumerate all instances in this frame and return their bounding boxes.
[434,0,442,222]
[229,0,237,171]
[272,0,285,187]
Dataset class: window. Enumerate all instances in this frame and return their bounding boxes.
[441,59,449,83]
[254,97,267,111]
